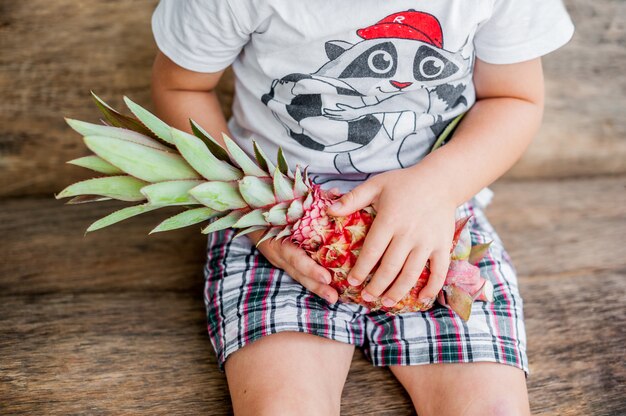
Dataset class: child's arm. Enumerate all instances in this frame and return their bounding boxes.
[328,57,544,307]
[152,51,230,144]
[152,51,338,304]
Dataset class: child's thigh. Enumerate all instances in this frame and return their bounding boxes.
[225,332,355,416]
[390,362,530,416]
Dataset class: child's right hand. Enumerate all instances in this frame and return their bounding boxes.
[247,230,339,304]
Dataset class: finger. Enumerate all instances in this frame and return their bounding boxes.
[326,181,380,217]
[346,217,392,287]
[285,244,333,285]
[278,245,338,304]
[381,249,430,307]
[362,238,412,301]
[293,272,339,304]
[417,249,450,303]
[257,240,332,285]
[284,262,338,303]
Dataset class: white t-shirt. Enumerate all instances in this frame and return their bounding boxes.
[152,0,574,191]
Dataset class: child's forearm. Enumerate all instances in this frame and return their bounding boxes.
[153,89,230,140]
[409,58,545,206]
[151,51,230,143]
[414,97,543,206]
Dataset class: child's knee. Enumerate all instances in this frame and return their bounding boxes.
[462,397,530,416]
[235,390,340,416]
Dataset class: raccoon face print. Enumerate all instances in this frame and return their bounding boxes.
[260,10,472,176]
[318,38,468,97]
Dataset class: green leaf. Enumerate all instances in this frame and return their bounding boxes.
[86,203,161,233]
[303,167,310,184]
[65,118,171,151]
[275,226,293,240]
[469,242,493,265]
[443,285,473,322]
[233,226,265,239]
[201,210,245,234]
[91,92,157,139]
[253,141,276,174]
[189,119,231,162]
[56,176,148,201]
[84,136,200,182]
[123,96,175,144]
[287,198,304,222]
[222,133,267,177]
[430,112,466,152]
[263,202,289,225]
[238,176,275,208]
[67,195,113,204]
[293,166,308,198]
[67,155,124,175]
[150,207,217,234]
[140,180,203,206]
[233,208,268,228]
[256,227,281,246]
[273,167,294,202]
[189,181,247,211]
[276,148,292,177]
[170,128,242,181]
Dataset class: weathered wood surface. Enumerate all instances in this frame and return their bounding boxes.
[1,176,625,415]
[0,0,625,198]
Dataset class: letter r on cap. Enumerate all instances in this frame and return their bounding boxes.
[393,16,405,24]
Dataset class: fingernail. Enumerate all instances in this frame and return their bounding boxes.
[329,201,342,211]
[382,297,396,308]
[319,274,331,284]
[324,294,336,304]
[361,291,374,302]
[347,277,360,286]
[419,298,435,308]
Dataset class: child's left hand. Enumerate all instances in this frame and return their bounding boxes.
[326,165,457,308]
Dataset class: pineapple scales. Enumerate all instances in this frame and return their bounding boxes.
[56,94,494,321]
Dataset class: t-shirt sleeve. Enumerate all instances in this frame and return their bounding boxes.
[151,0,251,73]
[474,0,575,64]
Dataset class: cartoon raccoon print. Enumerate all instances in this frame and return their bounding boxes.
[262,10,473,180]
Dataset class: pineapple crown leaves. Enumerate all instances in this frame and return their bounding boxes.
[57,95,313,239]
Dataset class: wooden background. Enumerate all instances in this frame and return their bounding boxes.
[1,1,625,415]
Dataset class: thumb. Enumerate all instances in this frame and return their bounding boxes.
[326,182,378,216]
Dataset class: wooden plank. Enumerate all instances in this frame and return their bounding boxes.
[1,272,623,415]
[508,0,626,179]
[0,0,233,198]
[0,293,229,415]
[0,199,208,295]
[2,177,624,296]
[523,271,626,416]
[0,0,625,198]
[488,177,626,277]
[0,292,414,415]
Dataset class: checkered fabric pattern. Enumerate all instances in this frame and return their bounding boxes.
[203,200,527,373]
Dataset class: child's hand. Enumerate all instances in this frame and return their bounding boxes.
[327,166,457,308]
[247,231,339,304]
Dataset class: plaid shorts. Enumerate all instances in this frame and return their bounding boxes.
[203,199,528,373]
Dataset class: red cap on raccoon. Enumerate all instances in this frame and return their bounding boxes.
[357,10,443,49]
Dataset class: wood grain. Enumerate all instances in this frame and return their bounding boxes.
[0,0,234,198]
[0,0,625,198]
[1,176,624,414]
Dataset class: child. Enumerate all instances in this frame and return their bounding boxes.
[151,1,574,414]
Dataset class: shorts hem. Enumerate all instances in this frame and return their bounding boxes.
[213,323,362,371]
[368,341,528,375]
